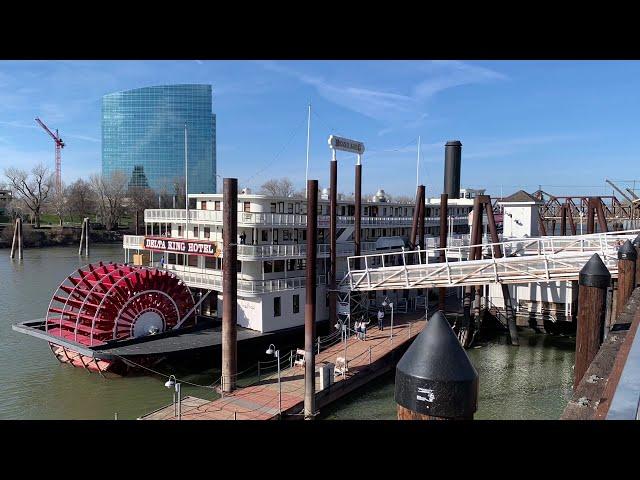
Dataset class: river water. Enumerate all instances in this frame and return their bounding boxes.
[0,244,576,420]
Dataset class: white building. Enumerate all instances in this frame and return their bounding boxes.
[123,189,474,333]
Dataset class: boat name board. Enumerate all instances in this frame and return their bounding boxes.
[144,236,220,257]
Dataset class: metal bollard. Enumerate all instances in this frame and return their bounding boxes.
[395,311,478,420]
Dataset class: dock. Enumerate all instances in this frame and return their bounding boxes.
[139,311,426,420]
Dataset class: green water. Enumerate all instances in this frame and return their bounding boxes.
[0,245,576,420]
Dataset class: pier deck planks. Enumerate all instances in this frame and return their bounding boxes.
[140,311,427,420]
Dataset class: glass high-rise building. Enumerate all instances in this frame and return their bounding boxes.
[102,84,216,194]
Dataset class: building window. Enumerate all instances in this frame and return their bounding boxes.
[178,225,182,237]
[297,259,306,270]
[168,253,176,264]
[205,256,215,269]
[274,297,281,317]
[201,201,207,210]
[261,230,268,242]
[274,260,285,272]
[204,227,210,239]
[287,259,296,271]
[302,230,307,241]
[278,202,284,213]
[264,261,273,274]
[293,294,299,314]
[215,201,221,211]
[237,260,242,273]
[288,203,293,214]
[244,202,251,213]
[270,203,276,213]
[193,226,199,238]
[188,255,198,267]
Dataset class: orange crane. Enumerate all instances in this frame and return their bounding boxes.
[35,117,65,192]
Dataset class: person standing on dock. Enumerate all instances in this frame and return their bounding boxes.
[361,317,370,339]
[378,309,385,331]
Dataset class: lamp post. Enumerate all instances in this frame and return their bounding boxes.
[382,298,394,343]
[266,344,282,417]
[164,375,182,420]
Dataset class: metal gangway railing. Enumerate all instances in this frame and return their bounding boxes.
[343,230,640,292]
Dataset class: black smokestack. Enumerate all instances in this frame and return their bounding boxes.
[444,140,462,199]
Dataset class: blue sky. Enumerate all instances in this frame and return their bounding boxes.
[1,60,639,199]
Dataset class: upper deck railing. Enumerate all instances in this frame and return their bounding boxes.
[143,208,469,227]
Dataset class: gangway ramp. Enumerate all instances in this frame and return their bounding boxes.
[343,230,640,292]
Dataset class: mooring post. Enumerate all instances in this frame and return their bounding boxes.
[85,217,90,256]
[439,193,449,311]
[574,253,611,388]
[305,179,318,420]
[409,186,421,250]
[78,218,85,256]
[329,152,338,331]
[18,216,23,260]
[417,185,425,253]
[395,311,478,420]
[617,240,637,309]
[10,217,18,259]
[633,234,640,287]
[222,178,238,392]
[484,198,519,346]
[560,205,567,236]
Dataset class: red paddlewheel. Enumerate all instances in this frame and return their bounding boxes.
[46,262,195,347]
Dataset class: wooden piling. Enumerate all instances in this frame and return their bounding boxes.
[617,240,637,310]
[78,218,85,255]
[17,217,23,260]
[304,180,318,419]
[10,217,18,258]
[438,193,449,311]
[329,156,337,330]
[85,217,90,256]
[484,198,519,346]
[222,178,238,392]
[633,235,640,287]
[409,186,421,249]
[560,205,567,236]
[574,254,611,388]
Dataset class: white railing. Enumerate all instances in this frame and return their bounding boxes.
[124,236,386,259]
[168,267,328,295]
[123,235,145,249]
[143,209,469,228]
[343,229,640,291]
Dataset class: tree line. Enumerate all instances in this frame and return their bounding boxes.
[3,163,186,230]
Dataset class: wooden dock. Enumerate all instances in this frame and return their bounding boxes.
[140,312,427,420]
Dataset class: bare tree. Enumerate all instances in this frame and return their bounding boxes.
[67,179,96,221]
[4,164,53,228]
[260,178,296,197]
[48,181,68,226]
[90,171,128,230]
[128,185,157,233]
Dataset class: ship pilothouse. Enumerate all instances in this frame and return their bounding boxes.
[124,188,475,334]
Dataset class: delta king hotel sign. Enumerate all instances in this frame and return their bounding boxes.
[144,236,221,257]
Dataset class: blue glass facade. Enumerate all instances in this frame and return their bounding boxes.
[102,84,216,194]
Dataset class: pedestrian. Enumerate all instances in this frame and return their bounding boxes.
[239,232,247,245]
[158,256,165,269]
[354,320,361,339]
[377,309,384,330]
[361,317,370,340]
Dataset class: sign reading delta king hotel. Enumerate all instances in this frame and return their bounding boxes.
[144,236,220,257]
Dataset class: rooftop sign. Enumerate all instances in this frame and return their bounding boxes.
[328,135,365,155]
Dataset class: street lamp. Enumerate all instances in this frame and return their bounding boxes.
[382,297,394,342]
[164,374,182,420]
[266,343,282,417]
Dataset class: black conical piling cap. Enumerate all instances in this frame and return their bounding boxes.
[618,240,638,261]
[579,253,611,288]
[394,311,478,418]
[632,234,640,248]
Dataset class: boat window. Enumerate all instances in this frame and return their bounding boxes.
[274,297,281,317]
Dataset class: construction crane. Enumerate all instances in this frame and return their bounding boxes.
[35,117,65,192]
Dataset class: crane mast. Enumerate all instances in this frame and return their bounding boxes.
[35,117,65,192]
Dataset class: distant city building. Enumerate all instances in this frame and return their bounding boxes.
[102,84,216,194]
[0,189,12,214]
